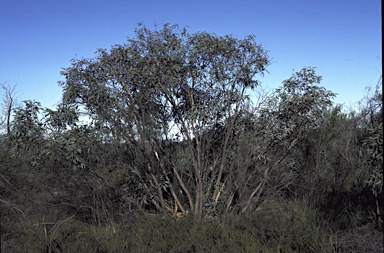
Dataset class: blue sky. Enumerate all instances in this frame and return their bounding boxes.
[0,0,381,110]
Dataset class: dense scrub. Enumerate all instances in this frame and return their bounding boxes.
[1,25,382,252]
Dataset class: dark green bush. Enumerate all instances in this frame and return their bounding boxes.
[233,198,337,253]
[2,215,272,253]
[128,214,271,253]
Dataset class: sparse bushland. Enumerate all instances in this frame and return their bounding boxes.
[1,25,382,252]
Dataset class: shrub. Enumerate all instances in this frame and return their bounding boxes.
[234,197,336,253]
[2,214,273,253]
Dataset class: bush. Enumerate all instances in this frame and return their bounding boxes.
[128,214,270,253]
[234,197,336,253]
[2,214,272,253]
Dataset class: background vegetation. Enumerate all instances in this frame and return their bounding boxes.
[1,25,382,252]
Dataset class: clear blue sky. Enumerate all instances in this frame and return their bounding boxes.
[0,0,381,110]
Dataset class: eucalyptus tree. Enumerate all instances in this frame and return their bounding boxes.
[59,24,270,217]
[235,67,336,214]
[0,83,17,136]
[10,100,45,154]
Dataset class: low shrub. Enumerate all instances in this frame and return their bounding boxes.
[1,214,271,253]
[234,198,337,253]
